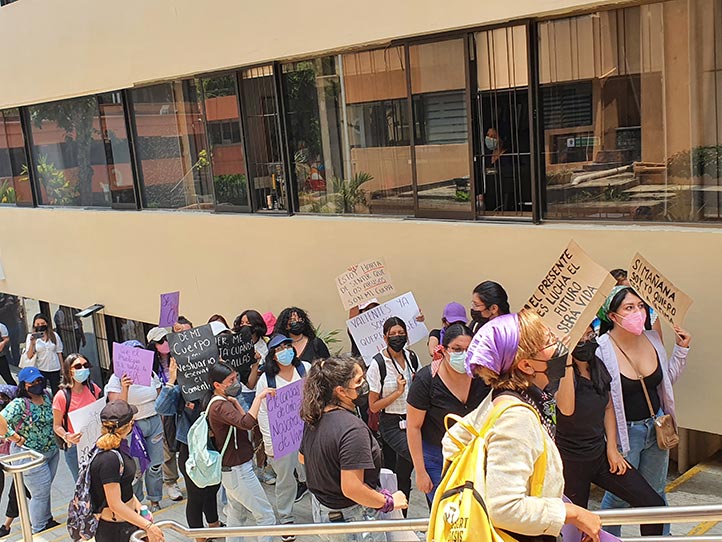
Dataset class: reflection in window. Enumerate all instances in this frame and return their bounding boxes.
[201,74,250,211]
[540,0,722,222]
[131,81,213,210]
[241,66,288,211]
[0,109,31,205]
[27,93,135,207]
[410,39,471,215]
[475,26,532,216]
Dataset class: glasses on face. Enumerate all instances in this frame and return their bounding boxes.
[72,362,91,370]
[471,301,488,311]
[531,339,562,362]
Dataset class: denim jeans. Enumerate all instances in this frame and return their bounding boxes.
[269,453,305,524]
[131,414,165,503]
[601,410,670,536]
[422,441,444,504]
[64,443,79,483]
[239,391,256,412]
[10,443,59,533]
[221,460,276,542]
[311,494,386,542]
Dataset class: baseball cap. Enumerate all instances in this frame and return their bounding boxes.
[442,302,468,325]
[262,312,277,336]
[100,400,138,428]
[358,298,380,311]
[147,327,168,343]
[267,334,293,350]
[18,367,43,384]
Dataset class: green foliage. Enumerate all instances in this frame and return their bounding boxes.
[314,324,344,356]
[22,155,79,205]
[201,75,236,99]
[668,145,722,179]
[0,179,16,204]
[454,189,470,203]
[330,172,372,213]
[214,173,248,206]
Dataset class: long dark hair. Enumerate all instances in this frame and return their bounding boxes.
[17,377,46,399]
[234,310,267,342]
[202,362,236,410]
[31,313,57,345]
[265,339,302,378]
[442,323,473,348]
[473,281,510,315]
[274,307,316,339]
[599,287,649,335]
[301,357,361,426]
[383,317,407,337]
[60,353,95,391]
[146,342,166,380]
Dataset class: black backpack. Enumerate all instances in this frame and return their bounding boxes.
[371,350,419,401]
[266,363,306,388]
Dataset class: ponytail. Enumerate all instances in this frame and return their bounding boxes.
[96,420,132,451]
[300,357,361,426]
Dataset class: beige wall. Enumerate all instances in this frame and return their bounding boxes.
[0,0,624,110]
[0,206,719,435]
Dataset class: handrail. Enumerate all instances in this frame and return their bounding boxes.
[0,449,46,542]
[129,504,722,542]
[0,449,45,473]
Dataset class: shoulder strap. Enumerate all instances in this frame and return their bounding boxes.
[267,371,276,389]
[408,350,419,372]
[205,395,226,417]
[220,425,236,457]
[609,335,657,419]
[296,362,307,378]
[61,388,72,431]
[109,449,125,476]
[372,354,386,400]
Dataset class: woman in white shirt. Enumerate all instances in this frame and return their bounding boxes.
[367,316,418,508]
[256,334,310,539]
[25,313,63,395]
[106,340,164,512]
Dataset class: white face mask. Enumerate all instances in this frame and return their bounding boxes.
[448,351,468,374]
[485,136,498,151]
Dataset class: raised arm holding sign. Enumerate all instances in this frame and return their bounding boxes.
[167,324,219,401]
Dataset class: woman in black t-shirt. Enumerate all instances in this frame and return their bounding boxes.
[90,400,164,542]
[274,307,330,364]
[554,329,664,536]
[408,324,489,506]
[299,357,407,541]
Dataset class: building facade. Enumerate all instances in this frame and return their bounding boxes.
[0,0,721,461]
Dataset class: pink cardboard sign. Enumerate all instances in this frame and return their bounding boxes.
[159,291,180,328]
[112,342,154,387]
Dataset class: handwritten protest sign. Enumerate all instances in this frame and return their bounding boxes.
[526,240,616,347]
[336,258,396,310]
[216,332,255,374]
[167,324,219,401]
[267,379,304,459]
[628,253,693,326]
[68,397,106,465]
[346,292,428,363]
[159,291,180,328]
[112,342,154,387]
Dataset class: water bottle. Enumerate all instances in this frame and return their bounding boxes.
[140,505,153,523]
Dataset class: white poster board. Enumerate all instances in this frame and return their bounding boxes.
[68,397,106,465]
[346,292,428,364]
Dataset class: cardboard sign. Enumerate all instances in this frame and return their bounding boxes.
[159,291,180,328]
[68,397,106,465]
[167,324,219,402]
[216,332,256,373]
[267,379,304,459]
[336,258,396,310]
[628,253,693,326]
[112,342,154,387]
[526,240,616,347]
[346,292,428,363]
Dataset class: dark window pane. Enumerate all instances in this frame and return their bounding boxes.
[0,108,31,205]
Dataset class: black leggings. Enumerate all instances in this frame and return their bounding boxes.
[0,356,16,386]
[379,414,413,510]
[178,442,220,528]
[0,474,30,519]
[95,519,138,542]
[39,370,60,397]
[562,451,665,536]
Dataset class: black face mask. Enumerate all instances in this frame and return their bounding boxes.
[288,321,305,336]
[537,342,569,388]
[352,381,370,407]
[34,325,47,333]
[238,325,253,342]
[387,335,407,352]
[572,339,598,363]
[28,381,46,395]
[470,310,489,327]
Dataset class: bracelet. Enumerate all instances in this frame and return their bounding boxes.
[144,520,154,530]
[565,364,574,368]
[377,489,394,514]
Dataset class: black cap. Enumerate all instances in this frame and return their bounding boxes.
[100,400,138,428]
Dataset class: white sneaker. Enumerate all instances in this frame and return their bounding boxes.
[165,482,183,501]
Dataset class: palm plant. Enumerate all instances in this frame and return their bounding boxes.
[330,172,373,213]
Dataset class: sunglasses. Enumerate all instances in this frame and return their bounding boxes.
[72,362,91,370]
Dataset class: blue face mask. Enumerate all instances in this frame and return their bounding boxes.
[73,368,90,384]
[485,136,498,151]
[448,351,468,374]
[276,348,295,366]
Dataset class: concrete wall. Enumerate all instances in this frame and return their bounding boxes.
[0,206,718,436]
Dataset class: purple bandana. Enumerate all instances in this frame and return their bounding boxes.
[465,313,520,377]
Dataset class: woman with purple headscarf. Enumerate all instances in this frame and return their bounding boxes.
[443,309,601,542]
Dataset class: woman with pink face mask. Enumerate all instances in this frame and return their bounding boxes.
[596,286,691,535]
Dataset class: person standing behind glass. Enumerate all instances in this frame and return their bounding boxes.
[25,313,63,395]
[469,281,510,334]
[407,324,489,505]
[0,322,16,386]
[274,307,330,364]
[366,317,418,508]
[53,353,102,482]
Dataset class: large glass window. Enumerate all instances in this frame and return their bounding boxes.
[241,66,288,211]
[0,109,31,205]
[409,39,472,216]
[540,0,722,221]
[475,26,533,217]
[201,74,251,211]
[131,81,214,210]
[27,93,135,207]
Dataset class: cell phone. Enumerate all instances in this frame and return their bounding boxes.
[328,511,346,523]
[31,332,43,339]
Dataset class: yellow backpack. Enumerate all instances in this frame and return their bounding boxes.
[427,402,547,542]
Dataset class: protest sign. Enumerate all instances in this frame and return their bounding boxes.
[526,240,616,347]
[167,324,219,401]
[336,258,396,310]
[561,498,620,542]
[216,332,255,373]
[267,379,304,459]
[628,253,693,326]
[159,291,180,328]
[68,397,106,465]
[346,292,428,363]
[112,342,154,386]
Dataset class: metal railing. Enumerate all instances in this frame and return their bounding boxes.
[129,504,722,542]
[0,449,46,542]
